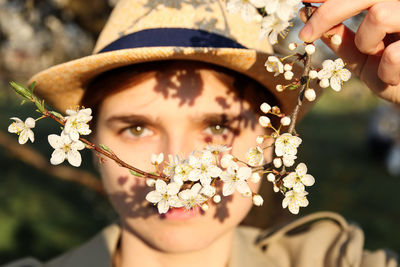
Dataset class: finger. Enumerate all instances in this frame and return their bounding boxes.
[299,0,386,42]
[378,40,400,85]
[299,7,367,77]
[355,1,400,55]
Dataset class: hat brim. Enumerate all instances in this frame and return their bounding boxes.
[29,46,317,119]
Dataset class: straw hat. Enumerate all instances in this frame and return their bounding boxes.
[29,0,312,117]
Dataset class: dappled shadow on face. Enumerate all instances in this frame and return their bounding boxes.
[108,176,156,219]
[212,180,233,223]
[153,66,203,106]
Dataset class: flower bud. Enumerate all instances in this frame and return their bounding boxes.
[259,116,271,127]
[256,136,264,144]
[309,70,318,79]
[305,44,315,55]
[273,185,280,192]
[331,34,342,45]
[213,195,221,203]
[267,173,276,182]
[201,203,209,211]
[305,88,316,101]
[146,178,156,187]
[280,116,291,126]
[250,172,261,183]
[284,71,294,81]
[319,78,330,88]
[252,194,264,206]
[273,158,282,168]
[284,64,292,72]
[260,102,271,113]
[276,85,284,92]
[288,42,297,51]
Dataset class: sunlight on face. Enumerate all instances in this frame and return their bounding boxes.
[93,61,273,252]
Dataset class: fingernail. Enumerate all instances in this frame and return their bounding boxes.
[299,23,312,42]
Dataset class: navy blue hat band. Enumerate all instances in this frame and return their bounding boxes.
[97,28,246,53]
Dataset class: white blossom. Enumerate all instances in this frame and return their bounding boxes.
[259,14,291,44]
[265,56,284,76]
[151,153,164,165]
[64,108,92,141]
[264,0,301,21]
[246,146,264,166]
[282,153,297,167]
[282,190,309,214]
[221,154,238,169]
[305,88,316,101]
[220,166,252,196]
[188,150,222,186]
[274,133,302,157]
[260,102,271,113]
[178,183,207,210]
[8,117,35,144]
[48,131,85,167]
[319,78,330,88]
[283,162,315,192]
[173,161,192,185]
[317,58,351,91]
[163,154,181,178]
[226,0,267,23]
[205,144,231,154]
[146,180,183,214]
[252,194,264,206]
[200,184,216,198]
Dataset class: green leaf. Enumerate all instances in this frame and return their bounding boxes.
[50,111,64,120]
[129,170,144,177]
[20,99,28,106]
[99,144,112,153]
[29,81,36,92]
[9,81,32,99]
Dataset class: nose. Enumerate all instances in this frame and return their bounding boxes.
[161,127,197,159]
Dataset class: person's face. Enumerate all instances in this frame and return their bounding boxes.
[93,62,273,253]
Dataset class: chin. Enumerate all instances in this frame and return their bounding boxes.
[120,205,237,253]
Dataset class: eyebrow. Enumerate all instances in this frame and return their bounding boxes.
[105,112,239,127]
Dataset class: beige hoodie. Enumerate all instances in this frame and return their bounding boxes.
[3,212,398,267]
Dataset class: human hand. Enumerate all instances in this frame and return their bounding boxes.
[299,0,400,104]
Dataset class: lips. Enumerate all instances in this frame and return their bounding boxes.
[161,206,201,220]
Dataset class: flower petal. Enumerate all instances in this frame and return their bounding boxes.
[330,75,342,91]
[146,191,162,203]
[236,180,251,195]
[222,182,235,196]
[157,200,169,214]
[155,179,167,194]
[67,149,82,167]
[301,174,315,186]
[50,149,66,165]
[237,167,252,180]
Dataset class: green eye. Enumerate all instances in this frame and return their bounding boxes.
[125,125,153,137]
[129,126,144,136]
[206,124,228,135]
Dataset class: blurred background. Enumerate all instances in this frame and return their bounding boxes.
[0,0,399,263]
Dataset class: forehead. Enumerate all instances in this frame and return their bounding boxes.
[98,62,257,117]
